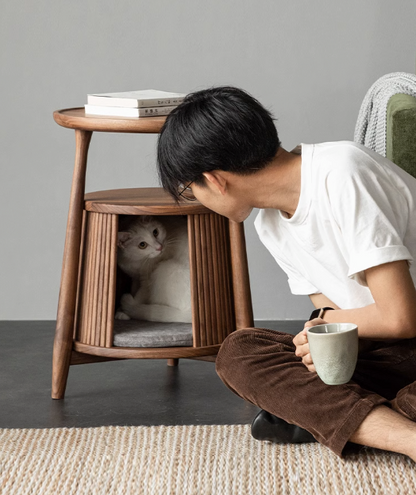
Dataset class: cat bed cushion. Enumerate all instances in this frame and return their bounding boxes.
[113,320,193,347]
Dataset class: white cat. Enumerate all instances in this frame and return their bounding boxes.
[115,216,192,323]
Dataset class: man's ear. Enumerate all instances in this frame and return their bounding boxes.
[202,171,227,195]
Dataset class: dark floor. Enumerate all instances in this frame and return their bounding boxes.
[0,320,303,429]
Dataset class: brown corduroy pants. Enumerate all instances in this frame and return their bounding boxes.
[215,327,416,457]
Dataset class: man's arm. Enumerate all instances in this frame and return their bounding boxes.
[295,260,416,373]
[309,293,340,310]
[312,260,416,339]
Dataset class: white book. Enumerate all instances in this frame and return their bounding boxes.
[87,89,186,108]
[84,104,178,118]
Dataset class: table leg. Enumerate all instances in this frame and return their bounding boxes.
[229,220,254,329]
[52,130,92,399]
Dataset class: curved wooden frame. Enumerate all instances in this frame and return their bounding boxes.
[74,342,220,359]
[54,108,166,133]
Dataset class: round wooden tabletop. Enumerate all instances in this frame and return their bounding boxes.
[53,108,167,133]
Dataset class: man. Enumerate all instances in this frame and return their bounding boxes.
[157,86,416,461]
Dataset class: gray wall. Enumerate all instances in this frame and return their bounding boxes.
[1,0,416,320]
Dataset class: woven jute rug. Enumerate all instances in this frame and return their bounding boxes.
[1,425,415,495]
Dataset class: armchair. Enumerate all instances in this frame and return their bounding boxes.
[387,92,416,178]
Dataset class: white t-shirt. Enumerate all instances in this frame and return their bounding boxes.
[254,141,416,309]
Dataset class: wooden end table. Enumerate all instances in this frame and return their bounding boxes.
[52,108,253,399]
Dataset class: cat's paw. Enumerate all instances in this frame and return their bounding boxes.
[115,310,131,320]
[120,293,136,313]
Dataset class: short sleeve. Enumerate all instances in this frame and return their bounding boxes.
[275,252,320,295]
[326,156,413,286]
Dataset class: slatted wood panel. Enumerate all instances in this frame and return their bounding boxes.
[75,212,118,347]
[188,214,235,347]
[73,210,87,340]
[75,210,236,351]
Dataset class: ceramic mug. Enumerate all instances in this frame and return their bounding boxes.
[306,323,358,385]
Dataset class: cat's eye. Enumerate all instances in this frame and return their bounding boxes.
[153,229,159,238]
[139,242,147,249]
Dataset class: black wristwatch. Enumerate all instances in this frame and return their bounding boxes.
[308,307,334,321]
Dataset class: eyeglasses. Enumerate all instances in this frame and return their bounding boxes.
[178,181,197,201]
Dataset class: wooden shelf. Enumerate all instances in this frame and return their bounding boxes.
[84,188,210,215]
[73,341,220,360]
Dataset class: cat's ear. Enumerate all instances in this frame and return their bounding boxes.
[141,216,153,224]
[117,232,132,248]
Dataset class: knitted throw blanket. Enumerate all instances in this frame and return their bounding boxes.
[354,72,416,157]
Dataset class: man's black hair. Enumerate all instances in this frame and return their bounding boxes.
[157,86,280,200]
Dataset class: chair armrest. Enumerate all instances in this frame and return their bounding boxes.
[387,93,416,178]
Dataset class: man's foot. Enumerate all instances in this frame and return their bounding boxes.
[251,410,317,444]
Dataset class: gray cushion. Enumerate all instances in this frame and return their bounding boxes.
[113,320,193,347]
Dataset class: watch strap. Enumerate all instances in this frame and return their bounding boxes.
[308,307,334,321]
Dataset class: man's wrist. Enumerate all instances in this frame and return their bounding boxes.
[308,307,334,321]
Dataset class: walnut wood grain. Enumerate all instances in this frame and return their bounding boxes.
[200,215,211,346]
[187,216,200,346]
[53,108,254,399]
[77,212,90,344]
[75,212,118,349]
[84,188,209,215]
[74,210,87,342]
[229,221,254,329]
[74,341,220,359]
[54,108,167,133]
[193,215,206,347]
[218,215,233,339]
[210,215,222,340]
[70,350,126,365]
[92,213,103,346]
[52,129,92,399]
[106,215,118,347]
[100,214,110,347]
[87,212,98,345]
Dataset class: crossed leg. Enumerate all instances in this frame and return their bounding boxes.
[216,328,416,460]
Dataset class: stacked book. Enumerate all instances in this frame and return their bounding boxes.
[84,89,186,118]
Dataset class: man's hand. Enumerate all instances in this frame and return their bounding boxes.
[310,261,416,339]
[293,318,327,372]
